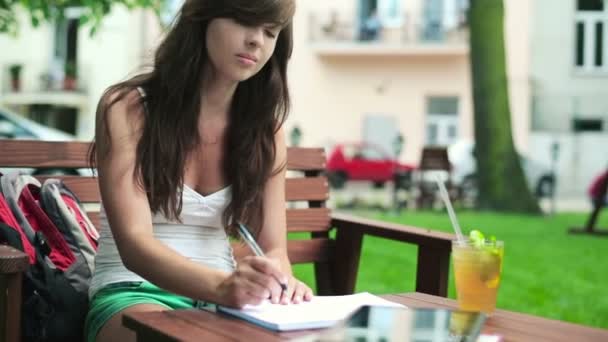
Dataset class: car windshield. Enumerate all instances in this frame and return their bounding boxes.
[0,112,36,139]
[360,145,385,160]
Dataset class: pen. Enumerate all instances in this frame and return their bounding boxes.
[236,222,288,293]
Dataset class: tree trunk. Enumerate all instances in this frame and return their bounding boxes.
[469,0,540,213]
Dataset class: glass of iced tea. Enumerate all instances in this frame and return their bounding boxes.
[452,235,504,314]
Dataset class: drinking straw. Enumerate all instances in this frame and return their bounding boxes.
[434,174,465,244]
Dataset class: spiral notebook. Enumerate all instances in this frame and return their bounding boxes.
[215,292,405,332]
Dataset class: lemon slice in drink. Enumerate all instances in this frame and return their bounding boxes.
[469,230,485,248]
[468,230,503,288]
[482,253,502,288]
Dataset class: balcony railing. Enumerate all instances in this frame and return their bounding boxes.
[308,10,469,56]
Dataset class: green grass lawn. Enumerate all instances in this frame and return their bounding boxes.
[292,210,608,329]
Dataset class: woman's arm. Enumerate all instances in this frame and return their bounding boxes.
[97,91,283,308]
[257,127,290,270]
[257,127,313,303]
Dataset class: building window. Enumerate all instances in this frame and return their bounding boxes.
[574,0,608,72]
[576,22,585,66]
[595,21,604,66]
[378,0,402,27]
[53,17,79,74]
[422,0,469,42]
[358,0,402,39]
[578,0,604,11]
[425,96,459,146]
[423,0,444,41]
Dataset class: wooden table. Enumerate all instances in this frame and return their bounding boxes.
[124,292,608,342]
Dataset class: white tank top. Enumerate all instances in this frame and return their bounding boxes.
[89,185,236,298]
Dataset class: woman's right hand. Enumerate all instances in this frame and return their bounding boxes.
[215,256,288,308]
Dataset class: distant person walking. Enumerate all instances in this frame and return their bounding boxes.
[588,168,608,207]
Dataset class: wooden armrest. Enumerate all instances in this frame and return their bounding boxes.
[0,245,28,342]
[331,213,454,246]
[0,245,29,274]
[331,213,454,297]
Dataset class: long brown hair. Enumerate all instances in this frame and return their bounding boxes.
[89,0,296,236]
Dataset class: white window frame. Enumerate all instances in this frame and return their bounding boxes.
[574,1,608,73]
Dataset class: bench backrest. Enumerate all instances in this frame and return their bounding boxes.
[0,140,332,265]
[419,146,451,172]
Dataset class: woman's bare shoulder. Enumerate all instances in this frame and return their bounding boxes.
[272,125,287,170]
[103,87,145,122]
[100,88,146,146]
[274,125,286,145]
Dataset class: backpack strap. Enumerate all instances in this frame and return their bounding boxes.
[0,173,38,243]
[40,179,97,280]
[136,86,149,113]
[135,86,147,98]
[0,189,36,263]
[41,179,99,241]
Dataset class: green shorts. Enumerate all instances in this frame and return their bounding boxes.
[84,281,196,342]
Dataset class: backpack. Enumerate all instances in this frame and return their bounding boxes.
[0,221,89,341]
[0,172,99,341]
[40,178,98,292]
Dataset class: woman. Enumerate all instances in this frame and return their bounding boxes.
[85,1,312,341]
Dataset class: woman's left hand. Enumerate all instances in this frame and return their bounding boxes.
[280,276,313,304]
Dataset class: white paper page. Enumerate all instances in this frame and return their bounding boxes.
[219,292,405,329]
[477,335,502,342]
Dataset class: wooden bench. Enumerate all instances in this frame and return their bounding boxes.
[0,140,454,342]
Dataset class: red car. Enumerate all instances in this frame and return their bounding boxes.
[326,142,415,188]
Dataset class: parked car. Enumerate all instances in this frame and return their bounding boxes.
[447,140,555,200]
[326,142,415,188]
[0,106,89,176]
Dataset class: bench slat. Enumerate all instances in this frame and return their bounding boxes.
[233,239,332,264]
[286,147,326,171]
[0,141,326,171]
[33,176,329,204]
[285,177,329,202]
[87,208,331,233]
[286,208,331,232]
[0,140,91,168]
[287,239,332,264]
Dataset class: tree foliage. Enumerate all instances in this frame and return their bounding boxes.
[469,0,541,213]
[0,0,164,35]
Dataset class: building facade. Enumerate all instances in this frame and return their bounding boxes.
[0,6,160,139]
[529,0,608,196]
[288,0,531,165]
[1,0,535,170]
